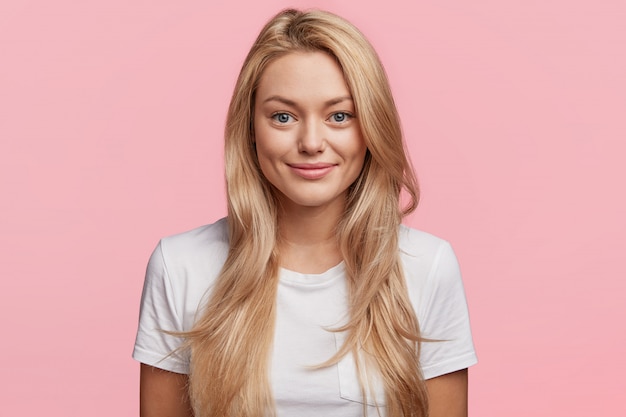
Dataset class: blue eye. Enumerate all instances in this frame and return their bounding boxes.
[272,113,293,124]
[331,112,351,123]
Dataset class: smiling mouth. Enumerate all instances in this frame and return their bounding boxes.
[287,163,337,180]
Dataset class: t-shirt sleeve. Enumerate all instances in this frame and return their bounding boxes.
[132,241,190,374]
[418,241,477,380]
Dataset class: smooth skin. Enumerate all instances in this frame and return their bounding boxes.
[140,364,192,417]
[253,51,367,273]
[140,364,468,417]
[253,52,367,215]
[140,51,469,416]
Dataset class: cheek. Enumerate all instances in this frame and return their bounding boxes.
[349,134,367,164]
[351,141,368,179]
[255,127,292,163]
[255,139,279,164]
[254,138,283,183]
[253,122,272,160]
[255,144,272,176]
[354,149,367,176]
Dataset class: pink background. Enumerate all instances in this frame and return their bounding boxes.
[1,0,624,415]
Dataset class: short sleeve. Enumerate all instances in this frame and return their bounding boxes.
[418,242,477,380]
[132,241,190,374]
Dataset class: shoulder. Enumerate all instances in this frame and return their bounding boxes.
[397,224,463,312]
[160,217,229,254]
[398,224,451,259]
[149,218,230,306]
[398,226,477,378]
[143,218,230,330]
[398,225,456,278]
[157,217,229,270]
[134,219,230,371]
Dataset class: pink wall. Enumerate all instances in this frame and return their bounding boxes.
[1,0,624,415]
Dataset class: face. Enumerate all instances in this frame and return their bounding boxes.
[253,51,367,213]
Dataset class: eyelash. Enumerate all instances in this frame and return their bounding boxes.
[329,112,353,123]
[271,112,295,124]
[270,112,354,124]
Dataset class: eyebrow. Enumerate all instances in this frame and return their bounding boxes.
[262,95,353,107]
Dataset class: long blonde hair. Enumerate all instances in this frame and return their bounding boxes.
[184,9,426,417]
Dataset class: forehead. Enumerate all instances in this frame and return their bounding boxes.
[255,51,351,102]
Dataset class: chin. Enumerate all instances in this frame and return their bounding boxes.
[279,193,344,210]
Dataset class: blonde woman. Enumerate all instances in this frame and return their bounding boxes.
[134,9,477,417]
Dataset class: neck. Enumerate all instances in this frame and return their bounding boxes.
[279,208,340,244]
[276,198,345,273]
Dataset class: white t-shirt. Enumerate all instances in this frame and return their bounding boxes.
[133,218,477,416]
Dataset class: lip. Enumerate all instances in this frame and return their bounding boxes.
[287,163,337,180]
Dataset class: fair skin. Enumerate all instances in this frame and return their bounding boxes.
[140,51,469,416]
[253,51,366,273]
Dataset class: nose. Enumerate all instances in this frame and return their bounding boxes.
[298,120,325,154]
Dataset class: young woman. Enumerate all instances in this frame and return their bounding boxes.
[134,9,477,417]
